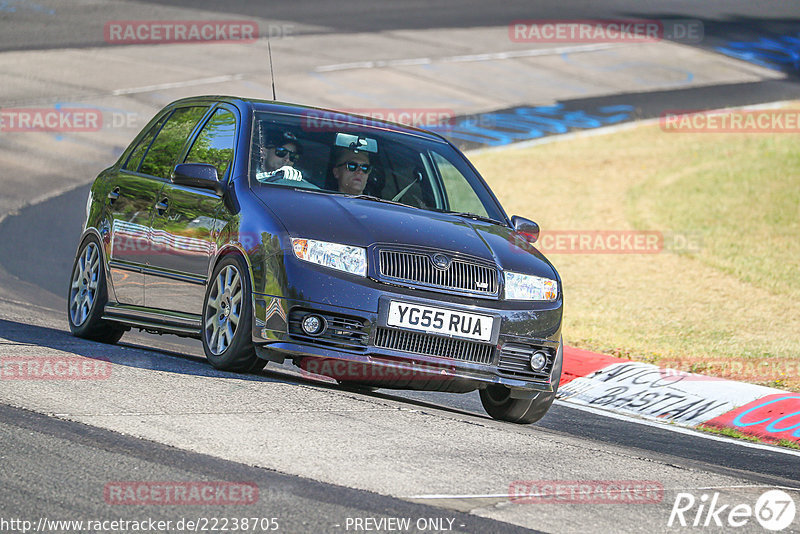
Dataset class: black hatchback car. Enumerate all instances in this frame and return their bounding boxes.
[68,96,563,424]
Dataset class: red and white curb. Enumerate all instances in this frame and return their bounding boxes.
[558,347,800,446]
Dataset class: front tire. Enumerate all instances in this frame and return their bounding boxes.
[480,339,563,424]
[67,236,125,344]
[202,255,266,373]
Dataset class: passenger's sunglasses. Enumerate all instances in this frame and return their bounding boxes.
[336,161,371,173]
[272,146,301,162]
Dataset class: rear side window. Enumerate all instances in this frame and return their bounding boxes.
[185,108,237,180]
[123,115,166,172]
[139,106,208,179]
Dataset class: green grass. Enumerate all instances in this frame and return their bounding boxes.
[698,425,800,450]
[626,135,800,299]
[777,439,800,450]
[698,425,761,442]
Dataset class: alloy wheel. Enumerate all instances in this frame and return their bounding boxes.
[204,265,243,355]
[69,242,100,327]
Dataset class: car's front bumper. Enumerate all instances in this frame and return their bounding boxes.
[251,284,562,395]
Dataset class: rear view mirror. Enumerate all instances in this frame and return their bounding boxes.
[172,163,223,196]
[511,215,540,243]
[334,133,378,153]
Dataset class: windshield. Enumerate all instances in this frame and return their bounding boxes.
[250,111,507,222]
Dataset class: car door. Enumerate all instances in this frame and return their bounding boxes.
[145,105,237,314]
[107,111,170,306]
[108,105,210,307]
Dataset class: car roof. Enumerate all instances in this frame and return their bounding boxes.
[166,95,451,143]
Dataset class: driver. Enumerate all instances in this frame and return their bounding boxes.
[256,131,304,182]
[331,148,371,195]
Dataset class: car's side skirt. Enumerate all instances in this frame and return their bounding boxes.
[102,303,202,339]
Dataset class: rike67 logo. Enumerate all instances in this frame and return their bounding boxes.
[669,489,796,531]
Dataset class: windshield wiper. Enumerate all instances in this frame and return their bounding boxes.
[348,194,419,209]
[444,211,505,225]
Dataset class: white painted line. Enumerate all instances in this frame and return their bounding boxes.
[446,43,623,63]
[3,74,250,108]
[406,484,800,500]
[553,399,800,458]
[408,493,512,500]
[110,74,245,96]
[316,43,624,72]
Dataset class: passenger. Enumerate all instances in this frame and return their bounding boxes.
[256,131,303,182]
[331,148,371,195]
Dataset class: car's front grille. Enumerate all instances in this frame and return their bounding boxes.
[373,327,494,365]
[497,343,555,380]
[289,310,368,348]
[377,249,498,297]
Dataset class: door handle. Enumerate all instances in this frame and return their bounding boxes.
[107,187,120,204]
[155,198,169,216]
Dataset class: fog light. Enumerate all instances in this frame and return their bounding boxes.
[530,351,548,371]
[301,314,326,336]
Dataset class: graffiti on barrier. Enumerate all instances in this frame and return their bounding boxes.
[716,33,800,73]
[430,103,635,147]
[558,362,775,425]
[0,1,55,15]
[705,394,800,443]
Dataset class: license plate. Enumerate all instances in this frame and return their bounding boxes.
[386,301,494,342]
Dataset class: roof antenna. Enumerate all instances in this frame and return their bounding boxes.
[267,36,277,101]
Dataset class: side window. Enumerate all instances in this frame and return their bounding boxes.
[185,108,236,179]
[376,147,434,208]
[139,106,208,179]
[432,152,489,217]
[123,115,166,172]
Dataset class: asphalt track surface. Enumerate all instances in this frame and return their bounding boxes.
[0,403,533,534]
[3,0,800,60]
[2,1,800,532]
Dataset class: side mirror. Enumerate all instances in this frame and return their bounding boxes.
[511,215,540,243]
[172,163,223,196]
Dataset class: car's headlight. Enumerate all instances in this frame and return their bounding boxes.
[291,238,367,276]
[504,271,558,301]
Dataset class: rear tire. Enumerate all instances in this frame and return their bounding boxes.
[480,338,563,424]
[202,255,266,373]
[67,236,125,344]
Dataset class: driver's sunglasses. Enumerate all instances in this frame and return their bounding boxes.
[337,161,371,173]
[273,146,301,163]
